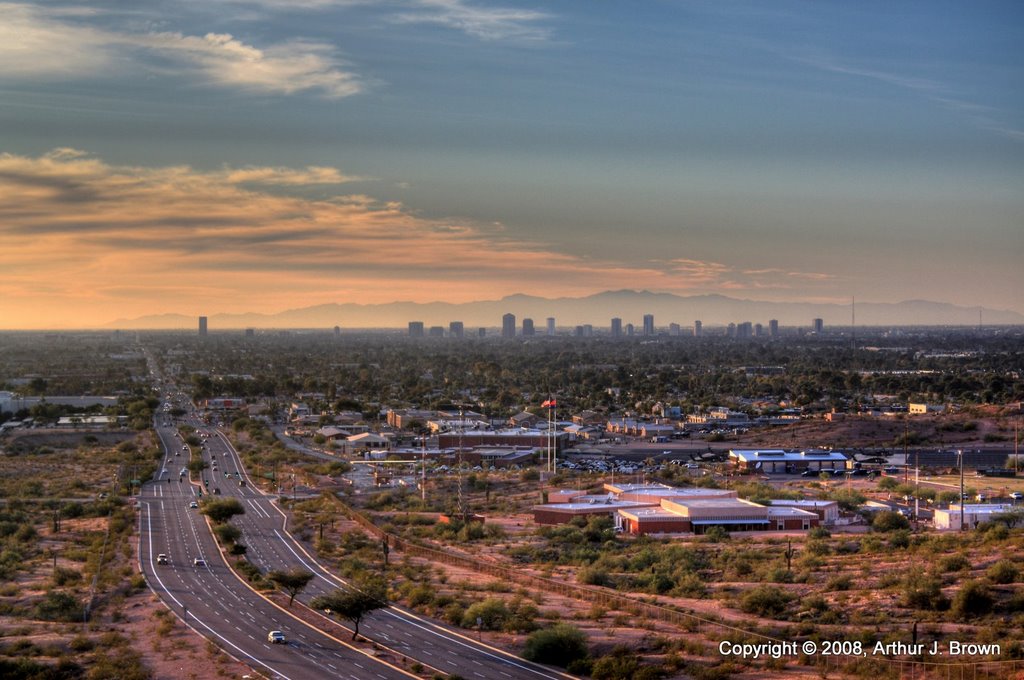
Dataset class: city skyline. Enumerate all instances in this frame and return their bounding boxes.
[1,1,1022,329]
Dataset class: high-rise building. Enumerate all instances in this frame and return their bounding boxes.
[693,320,703,337]
[610,317,622,338]
[737,321,753,338]
[198,316,207,336]
[582,324,593,337]
[812,318,824,334]
[546,317,556,336]
[245,328,255,338]
[574,325,584,337]
[626,323,635,336]
[449,321,464,338]
[522,318,535,336]
[769,319,779,337]
[643,314,655,336]
[669,322,680,336]
[408,321,424,337]
[727,322,737,338]
[502,313,516,338]
[754,323,763,337]
[428,326,445,337]
[333,325,341,336]
[478,328,486,338]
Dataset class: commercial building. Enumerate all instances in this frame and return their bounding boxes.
[767,500,840,525]
[408,321,424,337]
[933,504,1013,530]
[546,317,556,336]
[502,313,516,338]
[812,318,824,334]
[643,314,655,336]
[769,319,779,337]
[728,449,848,474]
[198,316,208,336]
[428,326,445,337]
[693,320,702,337]
[616,497,818,536]
[522,318,535,336]
[610,317,622,338]
[449,321,464,338]
[439,428,567,452]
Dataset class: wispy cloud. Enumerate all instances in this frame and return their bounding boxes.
[392,0,552,42]
[796,51,1024,143]
[0,3,362,98]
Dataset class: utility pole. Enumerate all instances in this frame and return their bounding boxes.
[958,449,965,532]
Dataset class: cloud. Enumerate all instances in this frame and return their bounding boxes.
[392,0,552,42]
[796,51,1024,144]
[0,3,113,77]
[137,32,362,98]
[0,149,842,328]
[0,3,362,98]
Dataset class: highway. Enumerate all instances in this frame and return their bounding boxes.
[139,394,573,680]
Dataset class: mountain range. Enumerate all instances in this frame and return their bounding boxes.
[105,291,1024,330]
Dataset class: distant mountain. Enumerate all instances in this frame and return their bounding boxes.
[105,291,1024,330]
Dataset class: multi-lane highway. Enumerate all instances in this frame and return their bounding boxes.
[139,394,573,680]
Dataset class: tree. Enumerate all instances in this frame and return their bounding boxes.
[268,569,315,607]
[311,578,387,640]
[200,497,245,523]
[872,510,910,532]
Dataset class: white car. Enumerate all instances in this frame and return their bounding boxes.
[189,501,198,509]
[193,557,206,567]
[267,630,286,644]
[1010,492,1023,500]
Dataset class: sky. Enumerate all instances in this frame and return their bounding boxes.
[1,0,1022,329]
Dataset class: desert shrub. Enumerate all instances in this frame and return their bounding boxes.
[522,623,588,667]
[826,574,853,591]
[900,572,948,611]
[34,591,84,622]
[578,566,612,587]
[939,553,971,573]
[808,526,831,539]
[52,567,82,586]
[739,585,792,618]
[461,598,509,631]
[951,580,993,620]
[987,559,1018,584]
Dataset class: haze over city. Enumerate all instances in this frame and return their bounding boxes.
[1,0,1022,329]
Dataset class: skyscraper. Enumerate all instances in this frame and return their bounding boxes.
[198,316,207,336]
[693,320,702,338]
[610,317,622,338]
[449,321,464,338]
[522,318,535,336]
[502,313,516,338]
[546,317,555,336]
[643,314,654,336]
[812,318,824,334]
[669,322,680,336]
[769,319,779,337]
[408,321,424,337]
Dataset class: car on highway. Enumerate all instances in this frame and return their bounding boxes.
[267,630,286,644]
[156,554,169,565]
[193,557,206,567]
[189,501,198,508]
[1010,492,1023,500]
